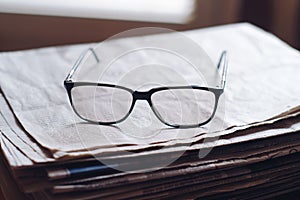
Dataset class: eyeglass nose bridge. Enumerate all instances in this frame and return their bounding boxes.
[132,91,151,102]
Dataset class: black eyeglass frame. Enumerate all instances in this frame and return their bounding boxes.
[64,48,228,128]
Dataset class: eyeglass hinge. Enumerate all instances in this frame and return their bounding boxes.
[65,79,73,83]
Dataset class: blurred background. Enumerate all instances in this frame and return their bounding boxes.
[0,0,299,51]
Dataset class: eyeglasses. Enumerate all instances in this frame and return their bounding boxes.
[64,48,228,128]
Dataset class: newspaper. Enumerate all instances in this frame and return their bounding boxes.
[1,23,300,200]
[0,23,299,156]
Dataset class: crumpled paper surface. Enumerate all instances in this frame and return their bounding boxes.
[0,23,299,157]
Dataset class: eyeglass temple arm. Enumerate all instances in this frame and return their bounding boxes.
[217,51,228,89]
[65,48,100,81]
[65,48,227,87]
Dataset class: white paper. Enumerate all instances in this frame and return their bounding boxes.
[0,23,299,155]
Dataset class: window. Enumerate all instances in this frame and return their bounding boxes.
[0,0,195,24]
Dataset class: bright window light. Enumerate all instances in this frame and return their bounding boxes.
[0,0,195,24]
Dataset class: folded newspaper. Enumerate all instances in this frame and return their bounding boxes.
[0,23,300,199]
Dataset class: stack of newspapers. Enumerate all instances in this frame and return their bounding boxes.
[1,23,300,199]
